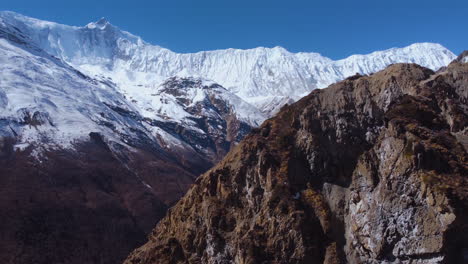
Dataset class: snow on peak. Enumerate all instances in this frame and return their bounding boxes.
[86,17,111,29]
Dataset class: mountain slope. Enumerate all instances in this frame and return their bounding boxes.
[0,11,456,115]
[125,58,468,263]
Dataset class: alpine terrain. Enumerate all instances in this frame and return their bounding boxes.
[0,10,463,264]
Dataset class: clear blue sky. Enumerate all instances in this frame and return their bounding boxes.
[2,0,467,59]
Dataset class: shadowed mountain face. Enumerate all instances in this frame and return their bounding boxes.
[125,59,468,264]
[0,131,217,264]
[0,139,164,264]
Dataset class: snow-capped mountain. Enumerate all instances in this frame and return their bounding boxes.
[0,11,456,116]
[0,10,458,179]
[0,13,263,160]
[0,17,264,263]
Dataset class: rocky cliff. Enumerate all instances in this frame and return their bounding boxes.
[125,57,468,264]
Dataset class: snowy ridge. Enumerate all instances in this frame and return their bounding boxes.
[0,11,456,116]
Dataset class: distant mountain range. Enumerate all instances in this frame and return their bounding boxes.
[0,11,455,116]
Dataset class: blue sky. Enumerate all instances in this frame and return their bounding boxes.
[2,0,467,59]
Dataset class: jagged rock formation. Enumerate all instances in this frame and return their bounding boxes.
[125,58,468,264]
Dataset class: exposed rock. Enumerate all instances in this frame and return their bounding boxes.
[148,76,263,163]
[125,58,468,264]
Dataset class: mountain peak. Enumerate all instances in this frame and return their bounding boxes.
[455,50,468,63]
[86,17,111,29]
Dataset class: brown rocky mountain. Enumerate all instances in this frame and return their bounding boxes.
[124,57,468,263]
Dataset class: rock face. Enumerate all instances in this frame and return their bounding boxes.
[125,58,468,264]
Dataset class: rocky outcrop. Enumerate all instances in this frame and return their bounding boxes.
[148,77,263,163]
[125,58,468,264]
